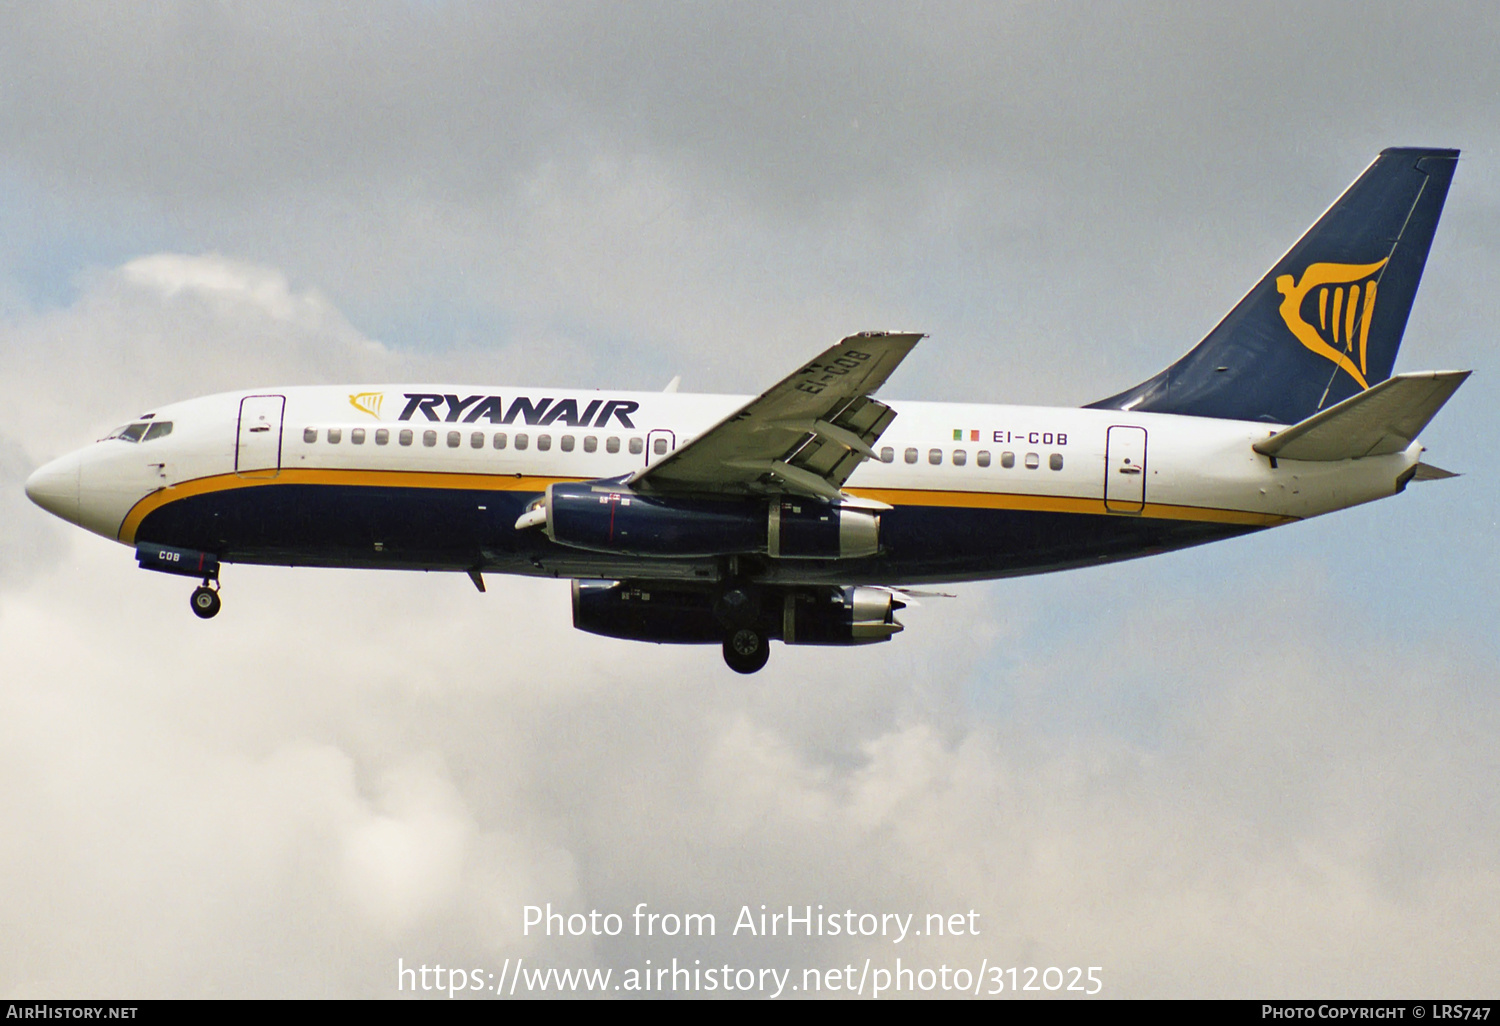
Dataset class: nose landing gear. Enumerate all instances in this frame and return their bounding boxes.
[191,580,221,619]
[134,544,224,620]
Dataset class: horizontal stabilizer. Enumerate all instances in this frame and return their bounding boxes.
[1253,370,1469,461]
[1413,462,1459,481]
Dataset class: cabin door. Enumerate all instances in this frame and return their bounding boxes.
[236,395,286,478]
[1104,425,1147,513]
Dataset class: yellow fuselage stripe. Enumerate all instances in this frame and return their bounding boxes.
[118,469,582,542]
[118,468,1293,543]
[844,487,1294,526]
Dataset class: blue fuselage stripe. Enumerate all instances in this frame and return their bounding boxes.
[135,482,1257,584]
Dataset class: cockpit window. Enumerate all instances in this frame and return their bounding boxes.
[106,420,173,443]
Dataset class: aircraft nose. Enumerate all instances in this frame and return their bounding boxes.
[25,451,82,525]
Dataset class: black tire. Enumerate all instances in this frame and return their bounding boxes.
[191,586,221,619]
[722,628,769,674]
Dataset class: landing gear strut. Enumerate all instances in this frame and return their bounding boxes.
[191,580,221,619]
[722,628,770,674]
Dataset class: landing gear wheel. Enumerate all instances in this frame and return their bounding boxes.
[723,628,770,674]
[191,585,221,619]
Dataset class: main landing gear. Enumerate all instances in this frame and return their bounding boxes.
[723,628,770,674]
[190,580,221,619]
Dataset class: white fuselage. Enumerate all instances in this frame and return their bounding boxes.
[28,383,1419,584]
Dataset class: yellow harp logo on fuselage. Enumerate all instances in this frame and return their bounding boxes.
[349,392,385,419]
[1275,258,1388,390]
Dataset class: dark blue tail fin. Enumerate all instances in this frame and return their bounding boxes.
[1089,148,1458,423]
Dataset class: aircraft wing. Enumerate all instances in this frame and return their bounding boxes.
[628,331,922,501]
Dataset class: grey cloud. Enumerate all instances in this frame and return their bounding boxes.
[5,4,1496,208]
[0,434,66,590]
[3,4,1496,405]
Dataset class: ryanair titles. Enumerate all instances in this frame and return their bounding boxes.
[398,393,639,428]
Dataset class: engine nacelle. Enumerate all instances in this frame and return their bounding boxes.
[543,483,876,561]
[546,483,763,557]
[768,500,880,559]
[572,580,903,646]
[572,579,728,643]
[539,484,881,560]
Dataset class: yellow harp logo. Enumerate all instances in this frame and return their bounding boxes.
[1275,259,1388,390]
[349,392,385,419]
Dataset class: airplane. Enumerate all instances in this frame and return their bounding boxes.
[25,147,1468,673]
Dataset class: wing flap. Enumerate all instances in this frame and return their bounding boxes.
[631,332,920,498]
[1252,370,1469,461]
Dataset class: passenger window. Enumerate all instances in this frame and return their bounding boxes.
[423,430,437,447]
[880,446,894,463]
[493,432,507,449]
[328,428,342,444]
[952,449,967,467]
[303,427,317,444]
[583,436,598,453]
[976,450,991,467]
[606,437,621,454]
[351,428,365,444]
[515,433,529,450]
[928,449,943,465]
[142,421,173,442]
[470,431,484,449]
[538,434,552,451]
[399,429,413,446]
[653,437,668,455]
[560,435,575,452]
[1050,454,1064,471]
[446,430,460,448]
[375,428,389,445]
[1000,451,1015,468]
[1025,452,1040,469]
[629,437,644,455]
[904,447,918,464]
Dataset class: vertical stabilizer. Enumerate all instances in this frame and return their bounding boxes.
[1089,148,1458,423]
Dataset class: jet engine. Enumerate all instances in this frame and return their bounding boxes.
[572,580,903,650]
[777,585,903,645]
[531,483,880,560]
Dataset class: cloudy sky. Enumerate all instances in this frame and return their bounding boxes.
[2,2,1498,999]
